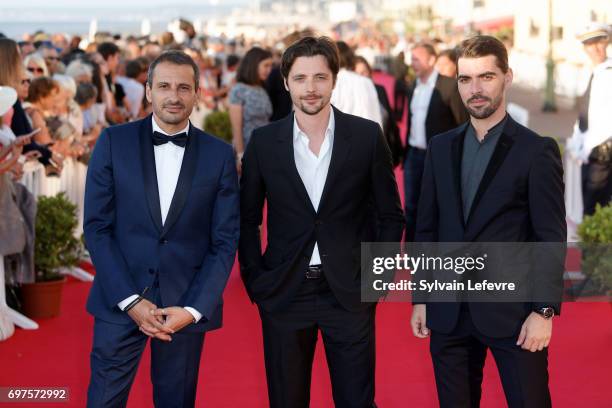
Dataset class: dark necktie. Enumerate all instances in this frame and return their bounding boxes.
[152,131,188,147]
[578,74,593,132]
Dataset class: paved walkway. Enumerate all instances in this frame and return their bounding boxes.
[507,86,578,141]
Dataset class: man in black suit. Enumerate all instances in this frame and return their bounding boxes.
[403,43,468,241]
[410,36,566,407]
[240,36,404,408]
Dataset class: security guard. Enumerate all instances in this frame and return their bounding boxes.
[573,23,612,215]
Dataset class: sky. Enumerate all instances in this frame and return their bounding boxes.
[0,0,253,37]
[0,0,248,8]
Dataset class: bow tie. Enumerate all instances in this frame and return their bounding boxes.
[152,131,189,147]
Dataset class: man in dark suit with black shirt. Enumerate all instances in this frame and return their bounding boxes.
[410,36,566,408]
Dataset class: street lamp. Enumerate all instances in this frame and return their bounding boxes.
[542,0,557,112]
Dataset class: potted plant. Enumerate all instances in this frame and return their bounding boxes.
[20,192,81,318]
[204,110,232,144]
[577,203,612,299]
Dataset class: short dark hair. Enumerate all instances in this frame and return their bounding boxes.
[226,54,240,69]
[457,35,509,74]
[97,42,120,61]
[27,77,59,103]
[75,82,98,105]
[354,55,372,76]
[236,47,272,86]
[438,48,458,64]
[412,42,438,58]
[336,41,355,69]
[125,59,144,79]
[280,36,340,80]
[146,50,200,90]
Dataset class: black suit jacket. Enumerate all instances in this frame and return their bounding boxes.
[374,84,403,167]
[415,115,566,338]
[405,73,468,151]
[239,106,405,312]
[10,100,53,166]
[265,66,292,122]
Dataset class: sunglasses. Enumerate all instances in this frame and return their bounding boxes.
[27,67,44,74]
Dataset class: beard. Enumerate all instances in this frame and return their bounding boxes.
[155,101,190,124]
[296,93,330,116]
[465,86,504,119]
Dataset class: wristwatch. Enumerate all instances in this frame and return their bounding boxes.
[534,307,555,319]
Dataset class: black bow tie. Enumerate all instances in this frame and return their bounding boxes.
[152,131,189,147]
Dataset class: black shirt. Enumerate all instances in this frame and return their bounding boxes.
[461,114,508,221]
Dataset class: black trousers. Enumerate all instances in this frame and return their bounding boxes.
[403,147,427,242]
[582,157,612,216]
[393,78,408,121]
[258,277,376,408]
[429,304,551,408]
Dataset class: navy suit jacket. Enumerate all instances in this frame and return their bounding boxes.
[84,115,239,333]
[415,115,566,338]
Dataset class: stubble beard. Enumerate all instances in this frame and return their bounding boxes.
[466,87,504,120]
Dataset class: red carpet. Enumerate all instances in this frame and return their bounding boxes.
[0,269,611,407]
[1,73,610,407]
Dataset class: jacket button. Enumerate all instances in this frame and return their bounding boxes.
[148,269,155,275]
[315,220,322,226]
[160,239,168,244]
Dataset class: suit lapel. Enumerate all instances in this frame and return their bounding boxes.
[465,117,516,226]
[277,113,317,214]
[451,123,469,229]
[424,75,442,129]
[139,115,163,233]
[318,106,351,213]
[161,123,199,237]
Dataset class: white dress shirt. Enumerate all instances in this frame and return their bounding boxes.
[118,116,202,323]
[293,110,335,266]
[331,69,383,129]
[583,58,612,158]
[152,118,188,225]
[567,58,612,162]
[116,76,145,119]
[409,70,439,150]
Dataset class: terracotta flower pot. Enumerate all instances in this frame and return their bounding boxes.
[20,277,67,319]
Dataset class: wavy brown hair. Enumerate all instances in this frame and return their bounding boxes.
[280,36,339,81]
[0,38,23,88]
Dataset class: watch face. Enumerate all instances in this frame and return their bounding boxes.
[541,308,554,318]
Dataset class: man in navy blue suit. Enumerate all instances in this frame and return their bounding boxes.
[84,50,239,408]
